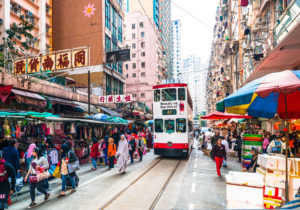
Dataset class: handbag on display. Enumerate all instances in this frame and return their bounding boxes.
[29,175,38,183]
[67,160,80,173]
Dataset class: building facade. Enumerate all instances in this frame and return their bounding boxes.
[181,55,206,116]
[171,19,181,81]
[207,0,300,113]
[0,0,53,56]
[124,11,162,111]
[53,0,125,96]
[128,0,172,80]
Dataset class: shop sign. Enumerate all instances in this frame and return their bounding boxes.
[13,47,89,75]
[98,94,132,104]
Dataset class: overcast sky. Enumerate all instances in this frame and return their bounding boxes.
[171,0,218,65]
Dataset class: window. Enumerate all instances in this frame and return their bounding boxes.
[133,73,136,77]
[118,14,122,42]
[119,82,123,94]
[106,75,112,95]
[176,119,186,133]
[141,93,145,97]
[132,63,136,69]
[141,72,145,77]
[178,88,186,100]
[105,0,111,30]
[155,119,163,133]
[154,90,160,102]
[132,24,135,29]
[132,33,136,39]
[105,35,111,52]
[141,32,145,37]
[165,120,175,133]
[132,53,136,58]
[126,74,128,78]
[125,64,128,70]
[141,52,145,57]
[132,43,136,49]
[113,79,118,94]
[162,88,176,101]
[140,22,144,27]
[141,42,145,48]
[141,62,145,68]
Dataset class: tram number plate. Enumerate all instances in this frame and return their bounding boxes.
[183,150,187,152]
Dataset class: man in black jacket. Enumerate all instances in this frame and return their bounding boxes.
[211,137,226,177]
[0,151,16,210]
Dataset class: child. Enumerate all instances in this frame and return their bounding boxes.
[98,139,106,165]
[108,138,116,169]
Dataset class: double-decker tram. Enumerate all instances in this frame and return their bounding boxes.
[152,83,193,158]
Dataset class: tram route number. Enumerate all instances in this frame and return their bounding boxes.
[160,102,178,109]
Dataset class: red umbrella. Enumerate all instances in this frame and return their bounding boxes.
[201,111,252,120]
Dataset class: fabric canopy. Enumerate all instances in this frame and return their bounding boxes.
[73,101,98,114]
[97,106,122,117]
[47,96,77,107]
[201,111,251,120]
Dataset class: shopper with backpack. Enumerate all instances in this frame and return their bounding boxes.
[90,138,99,170]
[129,135,136,164]
[137,135,145,161]
[0,151,16,210]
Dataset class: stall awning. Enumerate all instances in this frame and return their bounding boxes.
[73,101,98,114]
[12,89,46,107]
[97,106,122,117]
[12,89,46,101]
[201,111,252,120]
[47,96,76,107]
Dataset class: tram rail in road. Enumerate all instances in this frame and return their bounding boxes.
[99,158,182,210]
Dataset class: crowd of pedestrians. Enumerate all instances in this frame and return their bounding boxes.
[0,129,151,209]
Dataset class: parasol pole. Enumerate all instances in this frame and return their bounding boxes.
[284,93,289,202]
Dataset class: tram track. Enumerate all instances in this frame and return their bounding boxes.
[99,158,182,210]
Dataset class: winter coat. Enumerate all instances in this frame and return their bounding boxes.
[90,142,100,159]
[3,146,20,173]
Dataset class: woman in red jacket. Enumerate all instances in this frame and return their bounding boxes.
[90,138,100,170]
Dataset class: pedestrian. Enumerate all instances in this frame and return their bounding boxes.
[137,135,145,161]
[90,138,99,170]
[211,137,226,177]
[116,135,129,173]
[108,138,116,169]
[57,144,76,198]
[234,135,242,162]
[243,147,259,173]
[263,134,270,153]
[103,135,109,165]
[98,138,106,165]
[129,135,136,164]
[25,143,36,171]
[227,134,232,149]
[267,136,285,154]
[24,148,50,208]
[211,131,220,147]
[0,151,16,210]
[3,140,20,176]
[112,128,120,149]
[221,137,229,167]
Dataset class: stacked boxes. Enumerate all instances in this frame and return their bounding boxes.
[242,134,263,167]
[226,171,264,209]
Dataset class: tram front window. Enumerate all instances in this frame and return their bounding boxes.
[165,120,175,133]
[162,88,176,101]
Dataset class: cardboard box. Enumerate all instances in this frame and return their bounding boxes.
[227,199,264,209]
[265,173,286,188]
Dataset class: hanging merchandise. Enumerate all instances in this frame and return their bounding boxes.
[241,0,249,7]
[244,28,251,35]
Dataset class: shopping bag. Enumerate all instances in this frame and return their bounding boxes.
[15,173,23,192]
[52,165,61,178]
[29,175,38,183]
[37,171,50,182]
[67,160,80,173]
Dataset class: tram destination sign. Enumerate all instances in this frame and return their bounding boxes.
[106,49,130,63]
[160,102,178,110]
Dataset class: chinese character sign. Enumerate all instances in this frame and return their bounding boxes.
[41,53,55,72]
[56,51,71,70]
[98,94,132,103]
[13,47,89,74]
[27,57,40,74]
[72,48,88,68]
[14,59,26,75]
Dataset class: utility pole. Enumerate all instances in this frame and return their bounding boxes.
[88,46,91,115]
[238,0,242,90]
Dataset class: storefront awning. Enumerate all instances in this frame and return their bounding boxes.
[47,96,77,107]
[97,106,122,117]
[73,101,98,114]
[12,89,46,101]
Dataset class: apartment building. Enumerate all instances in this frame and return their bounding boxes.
[171,19,181,80]
[124,11,162,111]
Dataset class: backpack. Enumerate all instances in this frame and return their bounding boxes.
[0,162,8,182]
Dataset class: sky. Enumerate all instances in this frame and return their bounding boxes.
[171,0,219,65]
